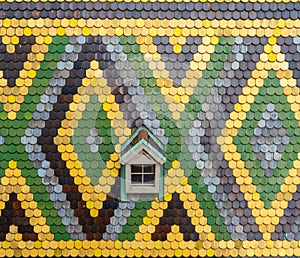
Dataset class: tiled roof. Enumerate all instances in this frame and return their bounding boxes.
[0,1,300,257]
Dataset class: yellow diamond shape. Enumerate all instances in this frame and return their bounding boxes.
[218,41,300,240]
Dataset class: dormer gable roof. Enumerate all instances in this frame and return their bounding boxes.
[120,126,166,165]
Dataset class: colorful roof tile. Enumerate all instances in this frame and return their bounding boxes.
[0,1,299,257]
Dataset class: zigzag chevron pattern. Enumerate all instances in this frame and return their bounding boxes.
[0,2,299,257]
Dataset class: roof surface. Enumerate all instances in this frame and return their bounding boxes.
[0,1,299,257]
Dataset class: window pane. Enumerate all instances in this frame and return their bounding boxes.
[144,164,155,173]
[144,173,155,183]
[130,164,155,185]
[131,174,142,183]
[131,165,142,173]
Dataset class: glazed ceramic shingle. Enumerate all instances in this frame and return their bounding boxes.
[0,1,300,257]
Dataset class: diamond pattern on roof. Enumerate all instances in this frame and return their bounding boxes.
[0,5,299,257]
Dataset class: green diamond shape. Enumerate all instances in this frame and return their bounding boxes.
[233,70,300,208]
[73,94,116,185]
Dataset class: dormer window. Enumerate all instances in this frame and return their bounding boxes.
[131,164,155,185]
[120,127,166,201]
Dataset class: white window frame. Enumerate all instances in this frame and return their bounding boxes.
[130,164,156,186]
[125,159,160,194]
